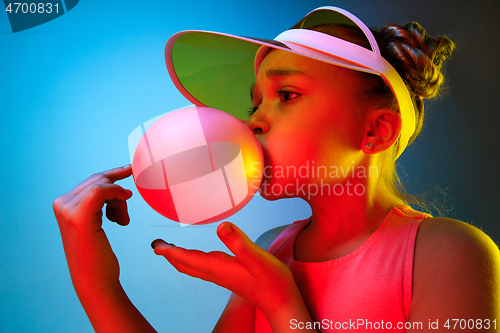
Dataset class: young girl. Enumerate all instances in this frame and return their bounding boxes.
[53,7,499,332]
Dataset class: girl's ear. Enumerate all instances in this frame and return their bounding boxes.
[362,109,402,154]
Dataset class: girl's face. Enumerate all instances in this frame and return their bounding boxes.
[247,50,369,200]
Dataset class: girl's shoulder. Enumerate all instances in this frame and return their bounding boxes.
[410,217,499,321]
[415,216,498,264]
[255,224,291,251]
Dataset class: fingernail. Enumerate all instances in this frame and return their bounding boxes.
[219,222,234,238]
[122,164,131,168]
[151,239,174,249]
[151,239,162,249]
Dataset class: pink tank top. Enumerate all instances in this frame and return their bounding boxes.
[255,205,431,332]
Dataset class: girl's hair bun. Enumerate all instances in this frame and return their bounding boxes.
[379,22,455,99]
[306,21,455,145]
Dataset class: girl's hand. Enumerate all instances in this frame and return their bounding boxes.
[152,222,313,331]
[53,165,134,289]
[53,165,133,234]
[53,165,157,333]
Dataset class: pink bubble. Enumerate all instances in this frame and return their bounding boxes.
[131,107,264,225]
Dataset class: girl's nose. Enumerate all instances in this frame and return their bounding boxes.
[246,108,270,135]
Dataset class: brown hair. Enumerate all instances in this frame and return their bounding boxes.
[308,22,455,212]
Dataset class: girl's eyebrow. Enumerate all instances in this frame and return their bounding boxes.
[266,69,305,78]
[250,69,307,101]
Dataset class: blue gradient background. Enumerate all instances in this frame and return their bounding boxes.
[1,1,499,332]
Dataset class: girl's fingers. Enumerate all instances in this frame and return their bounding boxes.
[162,255,212,282]
[70,165,132,196]
[78,183,133,216]
[152,240,234,279]
[103,164,133,183]
[53,166,134,235]
[151,239,171,249]
[153,241,226,270]
[106,199,130,225]
[217,222,268,265]
[153,223,268,273]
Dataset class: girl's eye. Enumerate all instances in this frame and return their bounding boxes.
[278,90,300,103]
[248,105,259,116]
[247,90,299,116]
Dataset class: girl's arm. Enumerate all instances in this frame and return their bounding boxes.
[211,225,298,333]
[212,293,255,333]
[408,217,499,332]
[53,165,156,333]
[153,222,317,333]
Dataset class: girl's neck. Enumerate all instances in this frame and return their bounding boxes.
[295,178,401,262]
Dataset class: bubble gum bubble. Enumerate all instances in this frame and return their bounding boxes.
[131,107,264,225]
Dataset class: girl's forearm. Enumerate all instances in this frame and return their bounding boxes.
[265,287,318,333]
[78,281,157,333]
[53,166,154,332]
[61,227,156,333]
